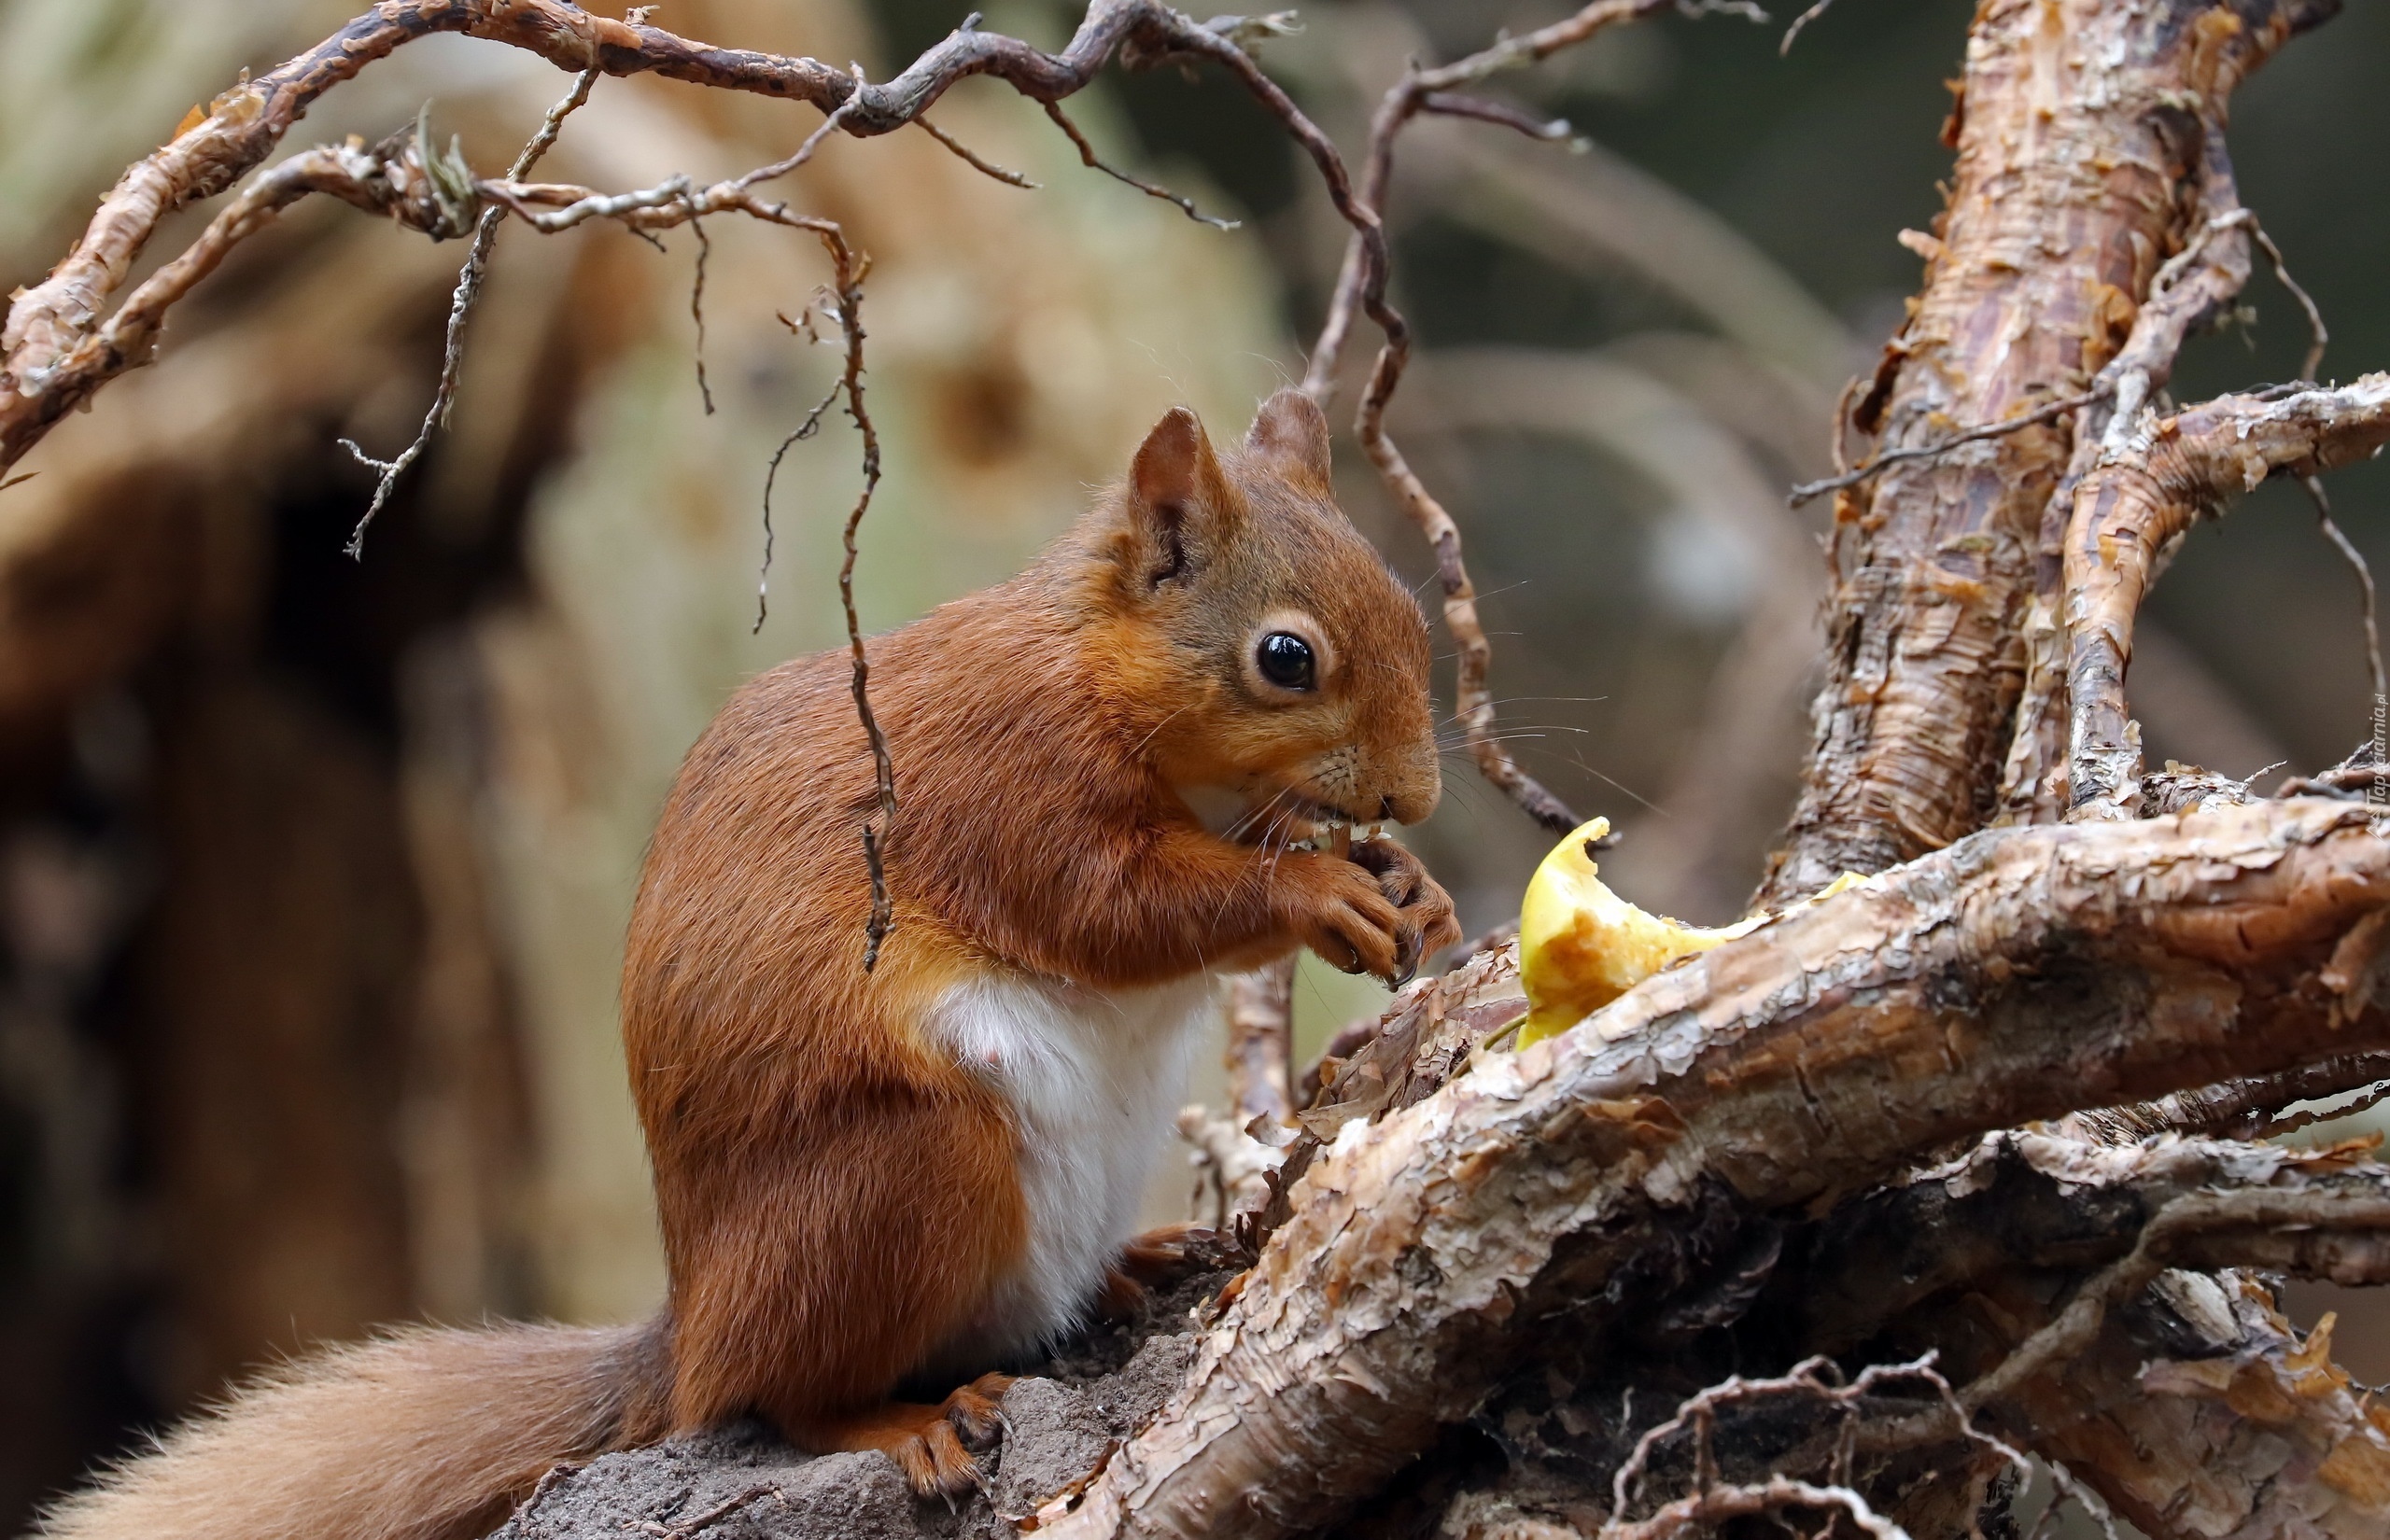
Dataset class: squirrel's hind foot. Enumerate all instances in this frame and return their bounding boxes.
[1097,1224,1237,1321]
[801,1374,1014,1498]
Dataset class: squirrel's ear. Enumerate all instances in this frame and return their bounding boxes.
[1244,387,1332,493]
[1128,406,1232,586]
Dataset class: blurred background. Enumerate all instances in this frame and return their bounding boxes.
[1,0,2384,1526]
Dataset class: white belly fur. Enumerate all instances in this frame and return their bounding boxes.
[921,969,1219,1370]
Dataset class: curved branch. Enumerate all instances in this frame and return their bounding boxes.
[1046,799,2390,1539]
[2064,374,2390,819]
[1755,0,2331,904]
[1799,1131,2390,1538]
[1298,1,1749,836]
[0,0,1357,471]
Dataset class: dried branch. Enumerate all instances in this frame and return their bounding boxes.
[1226,959,1297,1132]
[2064,374,2390,819]
[754,374,843,633]
[1044,799,2390,1539]
[1778,0,1840,54]
[913,116,1039,189]
[0,0,1369,473]
[1962,1188,2390,1415]
[1797,1131,2390,1537]
[2051,1049,2390,1144]
[1040,101,1236,230]
[343,69,598,555]
[1298,0,1756,834]
[1756,0,2328,905]
[1785,388,2103,507]
[627,1484,787,1540]
[1995,140,2253,825]
[1605,1474,1910,1540]
[2304,475,2386,712]
[823,261,895,973]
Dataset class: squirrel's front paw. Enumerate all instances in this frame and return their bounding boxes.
[1351,838,1461,981]
[1285,841,1459,986]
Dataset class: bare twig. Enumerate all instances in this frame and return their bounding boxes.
[1788,388,2104,507]
[341,68,598,555]
[1040,101,1237,230]
[688,211,716,415]
[1959,1188,2390,1414]
[2063,374,2390,819]
[1298,0,1761,833]
[2243,214,2329,383]
[1778,0,1839,53]
[2054,1050,2390,1144]
[1604,1475,1910,1540]
[824,260,896,972]
[629,1484,787,1540]
[1601,1353,2105,1540]
[507,1461,585,1535]
[915,115,1040,188]
[1415,92,1573,141]
[2301,475,2385,712]
[754,370,843,635]
[1226,959,1297,1132]
[0,0,1374,474]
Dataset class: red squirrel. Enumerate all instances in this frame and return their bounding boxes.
[40,389,1459,1540]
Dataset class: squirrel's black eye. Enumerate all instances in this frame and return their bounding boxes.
[1256,631,1316,691]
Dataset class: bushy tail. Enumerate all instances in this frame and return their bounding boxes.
[36,1319,673,1540]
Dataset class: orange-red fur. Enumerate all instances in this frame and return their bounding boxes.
[625,389,1454,1485]
[37,390,1457,1539]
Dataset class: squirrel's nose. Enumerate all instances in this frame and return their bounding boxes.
[1380,774,1440,827]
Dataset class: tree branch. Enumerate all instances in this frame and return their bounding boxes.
[1756,0,2334,904]
[0,0,1357,472]
[1044,798,2390,1538]
[1295,0,1771,836]
[1795,1130,2390,1537]
[2064,375,2390,819]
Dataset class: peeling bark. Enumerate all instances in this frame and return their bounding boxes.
[2064,375,2390,819]
[1806,1133,2390,1536]
[1757,0,2337,905]
[1044,800,2390,1539]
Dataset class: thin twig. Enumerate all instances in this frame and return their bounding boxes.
[1958,1188,2390,1415]
[1788,387,2104,507]
[916,114,1040,187]
[340,66,598,556]
[1041,101,1238,230]
[820,254,897,972]
[630,1483,787,1540]
[2302,474,2385,711]
[754,369,843,634]
[2248,219,2328,382]
[731,64,871,193]
[2054,1050,2390,1143]
[1300,2,1757,833]
[689,209,715,414]
[1416,92,1574,141]
[507,1461,585,1536]
[1778,0,1838,53]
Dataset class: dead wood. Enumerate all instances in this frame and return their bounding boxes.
[1042,798,2390,1539]
[2063,374,2390,819]
[1799,1132,2390,1536]
[11,1,2390,1536]
[1756,0,2338,905]
[0,0,1356,471]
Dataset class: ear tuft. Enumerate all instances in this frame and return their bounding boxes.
[1244,388,1332,492]
[1129,407,1226,587]
[1134,407,1209,512]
